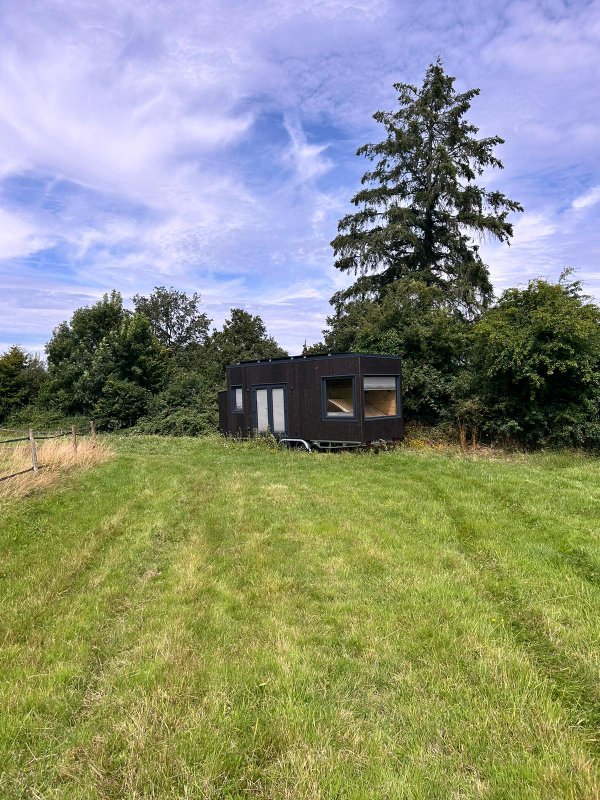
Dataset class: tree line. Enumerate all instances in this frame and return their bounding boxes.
[1,61,599,448]
[0,295,286,435]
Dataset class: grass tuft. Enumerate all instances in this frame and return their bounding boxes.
[0,437,112,500]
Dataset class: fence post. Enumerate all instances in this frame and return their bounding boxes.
[458,422,467,452]
[71,425,78,453]
[90,420,97,447]
[29,429,38,473]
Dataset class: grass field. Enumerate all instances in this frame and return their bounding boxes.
[1,437,600,799]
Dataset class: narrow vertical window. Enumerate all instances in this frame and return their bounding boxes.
[232,386,243,412]
[363,376,398,417]
[255,388,269,430]
[271,387,286,433]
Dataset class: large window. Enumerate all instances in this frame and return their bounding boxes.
[324,377,354,418]
[364,376,398,418]
[232,386,243,412]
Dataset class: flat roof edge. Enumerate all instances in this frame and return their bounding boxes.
[226,352,402,368]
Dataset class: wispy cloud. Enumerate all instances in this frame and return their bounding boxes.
[283,117,333,184]
[0,208,48,260]
[572,185,600,211]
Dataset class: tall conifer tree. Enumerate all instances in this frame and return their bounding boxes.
[331,60,523,314]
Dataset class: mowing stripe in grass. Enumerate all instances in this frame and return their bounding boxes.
[0,453,218,792]
[556,546,600,587]
[421,471,600,753]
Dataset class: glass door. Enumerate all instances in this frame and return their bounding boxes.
[255,388,269,432]
[271,387,286,434]
[252,385,287,435]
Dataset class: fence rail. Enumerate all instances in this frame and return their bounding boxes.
[0,422,97,484]
[0,467,38,483]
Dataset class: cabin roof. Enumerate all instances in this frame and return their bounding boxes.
[229,352,402,367]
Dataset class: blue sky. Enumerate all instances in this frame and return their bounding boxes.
[0,0,599,354]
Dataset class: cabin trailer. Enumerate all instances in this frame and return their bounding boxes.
[218,353,403,449]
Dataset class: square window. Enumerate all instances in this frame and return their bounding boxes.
[364,376,397,418]
[324,377,354,417]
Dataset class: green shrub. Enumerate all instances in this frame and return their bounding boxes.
[2,404,89,434]
[468,273,600,449]
[134,407,216,436]
[133,371,218,436]
[94,379,153,430]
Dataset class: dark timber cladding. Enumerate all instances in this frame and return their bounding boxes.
[220,352,403,444]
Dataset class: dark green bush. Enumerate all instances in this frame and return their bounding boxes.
[2,404,90,433]
[467,274,600,449]
[133,371,218,436]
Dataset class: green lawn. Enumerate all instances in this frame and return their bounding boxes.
[1,437,600,799]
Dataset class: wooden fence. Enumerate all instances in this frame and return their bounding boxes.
[0,422,97,483]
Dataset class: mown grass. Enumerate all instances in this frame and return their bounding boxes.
[1,437,600,798]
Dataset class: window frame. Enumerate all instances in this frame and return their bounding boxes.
[251,383,288,435]
[231,385,244,413]
[362,375,401,420]
[321,375,357,421]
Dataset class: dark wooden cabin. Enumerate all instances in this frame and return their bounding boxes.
[218,353,403,448]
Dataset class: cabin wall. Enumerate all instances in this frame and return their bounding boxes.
[359,355,404,442]
[217,390,228,434]
[224,354,403,442]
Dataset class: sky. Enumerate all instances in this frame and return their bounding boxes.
[0,0,599,355]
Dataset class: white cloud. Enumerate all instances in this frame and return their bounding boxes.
[572,185,600,211]
[0,208,48,260]
[283,117,333,184]
[511,212,557,245]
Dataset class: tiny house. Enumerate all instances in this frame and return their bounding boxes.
[218,353,403,449]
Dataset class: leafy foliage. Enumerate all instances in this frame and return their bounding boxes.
[2,406,90,433]
[42,292,167,428]
[2,261,598,448]
[135,372,218,436]
[91,379,153,430]
[205,308,287,386]
[467,274,600,447]
[93,314,167,394]
[301,341,329,356]
[0,347,46,422]
[44,291,127,415]
[331,60,522,314]
[18,292,286,435]
[133,286,211,355]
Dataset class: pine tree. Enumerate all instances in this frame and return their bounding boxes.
[331,60,523,314]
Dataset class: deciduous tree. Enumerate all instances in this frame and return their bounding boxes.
[45,291,126,414]
[133,286,211,354]
[44,293,167,427]
[0,346,47,421]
